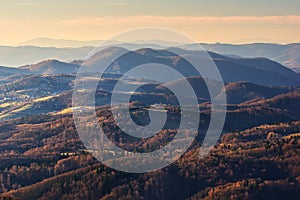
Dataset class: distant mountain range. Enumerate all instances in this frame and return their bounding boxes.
[0,47,300,87]
[20,38,102,48]
[0,46,93,67]
[19,38,185,48]
[188,43,300,73]
[85,47,300,86]
[1,43,300,73]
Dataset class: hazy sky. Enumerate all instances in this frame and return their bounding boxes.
[0,0,300,45]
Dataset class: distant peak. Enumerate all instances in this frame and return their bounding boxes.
[38,59,61,64]
[135,48,177,57]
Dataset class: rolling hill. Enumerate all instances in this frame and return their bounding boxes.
[20,60,80,74]
[224,82,294,104]
[0,114,299,200]
[0,66,27,77]
[83,47,300,87]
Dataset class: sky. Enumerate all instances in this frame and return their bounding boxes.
[0,0,300,46]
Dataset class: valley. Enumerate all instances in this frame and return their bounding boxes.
[0,46,299,199]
